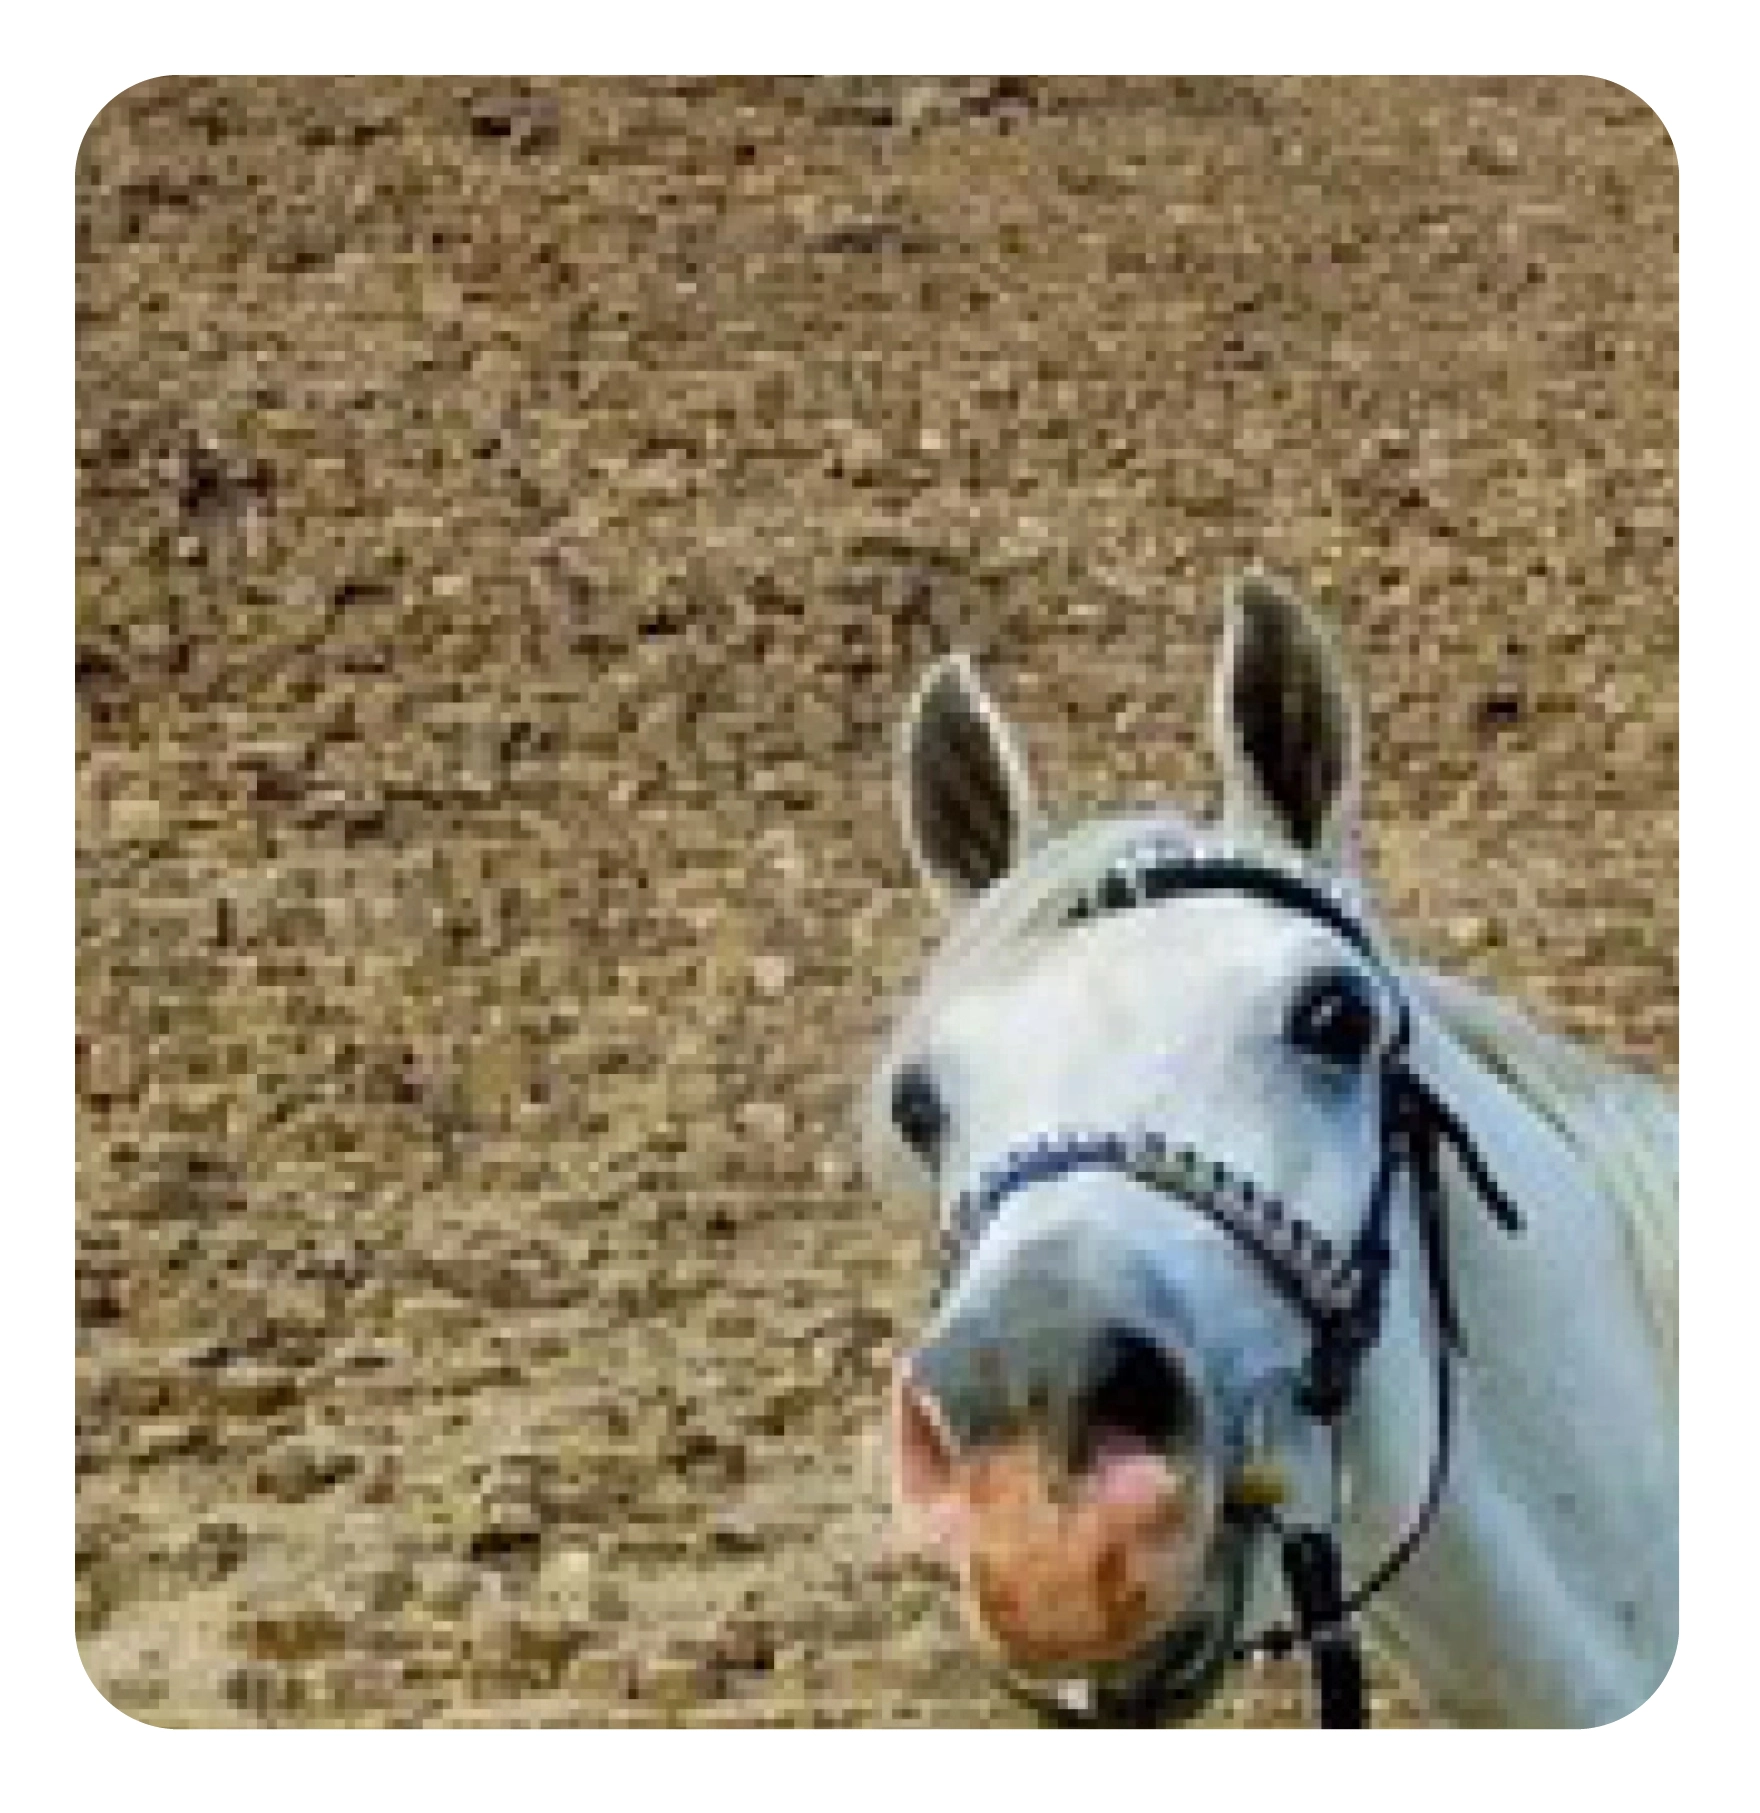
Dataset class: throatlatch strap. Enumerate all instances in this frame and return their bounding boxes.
[1281,1530,1365,1728]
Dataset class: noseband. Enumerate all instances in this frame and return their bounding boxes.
[929,838,1524,1728]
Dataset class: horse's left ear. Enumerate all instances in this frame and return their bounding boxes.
[896,652,1039,904]
[1210,571,1362,868]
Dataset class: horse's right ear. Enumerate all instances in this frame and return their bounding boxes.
[896,653,1038,904]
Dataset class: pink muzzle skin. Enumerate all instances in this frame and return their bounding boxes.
[890,1364,1217,1673]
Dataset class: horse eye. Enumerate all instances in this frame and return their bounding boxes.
[891,1063,948,1164]
[1287,967,1381,1067]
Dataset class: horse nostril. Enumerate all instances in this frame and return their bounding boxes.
[1075,1326,1201,1472]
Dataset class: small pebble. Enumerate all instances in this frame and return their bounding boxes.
[737,1101,790,1142]
[750,953,791,997]
[109,795,165,843]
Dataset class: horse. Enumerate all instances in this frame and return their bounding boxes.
[862,572,1676,1727]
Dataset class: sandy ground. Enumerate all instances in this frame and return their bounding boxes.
[75,76,1675,1726]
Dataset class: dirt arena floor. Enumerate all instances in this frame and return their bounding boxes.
[75,76,1676,1726]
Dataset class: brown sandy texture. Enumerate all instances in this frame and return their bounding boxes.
[76,76,1676,1727]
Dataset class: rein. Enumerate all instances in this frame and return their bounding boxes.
[931,842,1524,1728]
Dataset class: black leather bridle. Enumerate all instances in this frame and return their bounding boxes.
[927,839,1524,1728]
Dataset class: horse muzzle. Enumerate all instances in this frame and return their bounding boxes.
[890,1227,1229,1676]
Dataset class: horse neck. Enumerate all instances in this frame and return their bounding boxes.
[1341,1007,1677,1726]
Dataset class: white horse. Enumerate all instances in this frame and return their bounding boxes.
[865,572,1676,1727]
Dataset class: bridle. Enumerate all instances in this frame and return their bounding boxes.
[926,837,1524,1728]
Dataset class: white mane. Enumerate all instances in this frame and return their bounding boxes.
[1408,964,1679,1387]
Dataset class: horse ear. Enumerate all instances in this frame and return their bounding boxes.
[1210,571,1362,866]
[896,652,1038,902]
